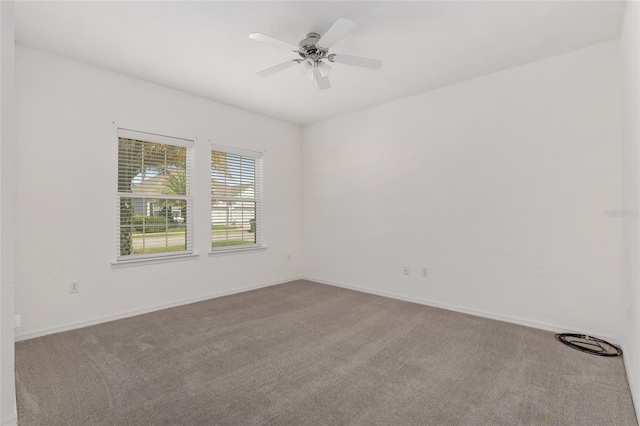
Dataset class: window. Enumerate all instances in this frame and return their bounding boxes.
[117,129,193,261]
[211,145,263,251]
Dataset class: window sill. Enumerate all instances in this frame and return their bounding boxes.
[208,246,267,256]
[111,253,199,268]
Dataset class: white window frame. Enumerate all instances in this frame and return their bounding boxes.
[115,128,195,264]
[210,143,264,254]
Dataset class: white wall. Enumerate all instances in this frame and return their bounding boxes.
[302,41,622,341]
[14,46,302,340]
[0,1,17,424]
[8,9,637,422]
[621,0,640,417]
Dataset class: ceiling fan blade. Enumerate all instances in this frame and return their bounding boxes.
[317,18,355,49]
[257,60,299,77]
[249,33,298,51]
[329,54,382,69]
[313,67,331,90]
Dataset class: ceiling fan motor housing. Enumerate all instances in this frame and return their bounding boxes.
[298,33,328,62]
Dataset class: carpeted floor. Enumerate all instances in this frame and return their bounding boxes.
[15,280,638,425]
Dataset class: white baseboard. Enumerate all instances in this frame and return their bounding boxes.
[303,276,621,345]
[1,414,17,426]
[15,276,302,342]
[623,354,640,423]
[15,274,621,346]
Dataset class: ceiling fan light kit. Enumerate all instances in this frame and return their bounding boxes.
[249,18,382,90]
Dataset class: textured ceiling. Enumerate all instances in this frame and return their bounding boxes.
[15,1,626,126]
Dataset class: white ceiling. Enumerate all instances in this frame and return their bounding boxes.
[15,1,626,126]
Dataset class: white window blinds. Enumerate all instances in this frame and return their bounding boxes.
[211,145,263,251]
[117,129,193,260]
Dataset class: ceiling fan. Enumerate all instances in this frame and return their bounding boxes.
[249,18,382,90]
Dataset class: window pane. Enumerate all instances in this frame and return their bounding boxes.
[118,138,187,195]
[211,152,255,199]
[117,131,192,261]
[211,201,256,248]
[120,197,188,256]
[211,149,260,250]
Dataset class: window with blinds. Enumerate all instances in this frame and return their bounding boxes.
[211,145,263,251]
[117,129,193,260]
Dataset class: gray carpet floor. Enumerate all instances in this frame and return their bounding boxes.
[15,280,638,425]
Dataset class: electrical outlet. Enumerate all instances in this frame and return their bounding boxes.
[287,254,291,261]
[402,265,410,275]
[421,267,429,277]
[14,314,21,328]
[69,281,80,293]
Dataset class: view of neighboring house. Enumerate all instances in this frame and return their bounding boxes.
[130,173,184,220]
[211,181,256,227]
[130,173,255,226]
